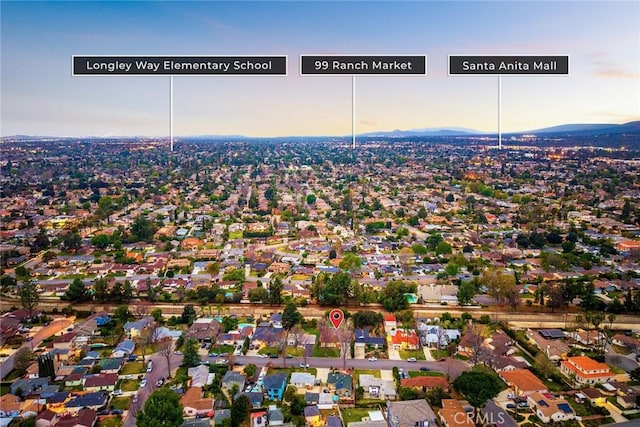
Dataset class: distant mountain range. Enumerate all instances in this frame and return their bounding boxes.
[3,121,639,140]
[355,121,640,137]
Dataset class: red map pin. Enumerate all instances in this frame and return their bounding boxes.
[329,309,344,329]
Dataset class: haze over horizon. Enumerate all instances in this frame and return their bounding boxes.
[1,1,639,138]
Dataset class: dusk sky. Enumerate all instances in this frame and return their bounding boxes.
[1,1,639,137]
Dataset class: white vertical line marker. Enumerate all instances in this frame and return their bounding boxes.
[170,75,174,152]
[498,74,502,150]
[352,74,356,150]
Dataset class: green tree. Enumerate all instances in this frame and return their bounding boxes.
[457,281,476,306]
[306,194,316,205]
[452,371,503,408]
[435,241,452,256]
[244,363,257,378]
[93,277,109,302]
[151,308,163,323]
[221,316,239,333]
[61,232,82,252]
[130,215,157,242]
[339,252,362,276]
[268,276,283,306]
[182,338,200,367]
[282,303,303,330]
[136,388,184,427]
[90,234,111,249]
[319,272,351,306]
[64,278,89,302]
[181,304,197,325]
[230,394,250,427]
[114,305,132,324]
[248,287,268,302]
[19,279,39,317]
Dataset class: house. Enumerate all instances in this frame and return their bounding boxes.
[0,394,22,418]
[359,375,396,400]
[250,409,268,427]
[46,391,72,414]
[222,371,246,391]
[111,340,135,358]
[188,365,213,388]
[180,386,213,417]
[98,357,123,374]
[251,326,285,348]
[491,356,528,372]
[235,392,264,409]
[303,405,323,427]
[304,392,334,408]
[64,392,109,415]
[36,410,59,427]
[267,405,284,426]
[612,334,640,351]
[383,314,397,329]
[354,329,385,348]
[289,372,316,389]
[263,373,288,401]
[527,392,575,423]
[422,326,460,348]
[560,356,614,385]
[390,330,420,350]
[439,399,475,427]
[50,332,77,350]
[387,400,437,427]
[580,388,607,406]
[617,393,638,409]
[327,372,353,401]
[499,369,547,396]
[400,376,449,392]
[123,317,154,338]
[326,416,342,427]
[82,373,119,392]
[58,408,98,427]
[10,378,49,397]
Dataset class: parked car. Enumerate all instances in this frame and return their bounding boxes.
[368,357,378,362]
[299,363,309,368]
[173,350,182,355]
[140,379,147,388]
[407,357,417,362]
[98,409,110,416]
[506,403,516,409]
[111,389,123,396]
[257,354,268,358]
[419,367,429,371]
[111,409,123,415]
[128,354,138,361]
[269,354,278,359]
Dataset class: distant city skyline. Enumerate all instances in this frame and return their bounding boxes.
[1,1,639,137]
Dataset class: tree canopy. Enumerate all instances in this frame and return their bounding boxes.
[136,388,184,427]
[452,370,504,408]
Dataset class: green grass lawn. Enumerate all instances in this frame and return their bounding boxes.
[258,346,279,356]
[430,349,449,359]
[120,362,145,375]
[97,416,123,427]
[1,383,12,396]
[286,347,303,357]
[341,407,372,424]
[313,347,340,358]
[408,370,445,377]
[267,367,318,377]
[399,350,426,360]
[354,369,380,379]
[229,231,243,239]
[109,397,131,410]
[118,379,141,392]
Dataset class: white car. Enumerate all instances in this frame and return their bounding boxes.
[257,354,268,358]
[299,363,309,368]
[368,357,378,362]
[111,389,123,396]
[407,357,417,362]
[140,379,147,388]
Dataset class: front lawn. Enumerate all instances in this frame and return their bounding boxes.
[354,369,380,378]
[110,397,131,410]
[118,379,141,392]
[313,347,340,358]
[257,346,279,356]
[408,370,445,378]
[342,408,371,425]
[120,362,145,375]
[97,417,123,427]
[399,350,426,360]
[430,349,449,359]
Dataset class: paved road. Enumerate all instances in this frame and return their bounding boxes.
[123,351,183,427]
[0,317,73,379]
